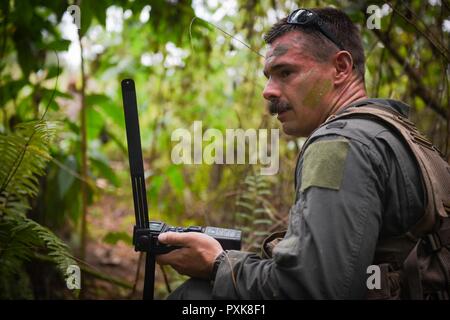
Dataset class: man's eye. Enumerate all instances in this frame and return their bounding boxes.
[280,70,291,78]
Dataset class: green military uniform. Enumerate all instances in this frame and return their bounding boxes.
[168,98,425,300]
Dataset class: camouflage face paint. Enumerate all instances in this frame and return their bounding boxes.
[271,44,289,57]
[301,70,333,109]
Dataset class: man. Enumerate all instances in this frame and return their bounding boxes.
[156,7,425,299]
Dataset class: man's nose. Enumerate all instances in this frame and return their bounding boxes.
[262,79,281,101]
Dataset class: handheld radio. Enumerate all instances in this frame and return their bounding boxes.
[121,79,242,300]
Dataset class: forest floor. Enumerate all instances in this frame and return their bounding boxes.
[83,194,143,299]
[79,193,185,300]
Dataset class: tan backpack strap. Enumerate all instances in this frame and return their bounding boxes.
[403,240,424,299]
[324,105,450,237]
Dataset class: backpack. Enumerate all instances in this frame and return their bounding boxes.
[323,102,450,300]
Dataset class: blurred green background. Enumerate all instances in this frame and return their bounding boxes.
[0,0,448,299]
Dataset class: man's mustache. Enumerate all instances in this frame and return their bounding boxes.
[268,100,292,115]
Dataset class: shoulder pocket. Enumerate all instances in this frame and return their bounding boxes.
[300,138,350,192]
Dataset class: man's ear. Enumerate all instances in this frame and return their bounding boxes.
[332,51,354,85]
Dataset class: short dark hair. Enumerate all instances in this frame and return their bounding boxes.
[264,7,365,80]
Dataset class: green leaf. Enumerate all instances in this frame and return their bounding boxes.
[45,39,71,51]
[257,190,270,196]
[103,231,132,245]
[236,212,252,220]
[13,31,38,78]
[57,156,77,199]
[0,121,56,198]
[148,174,164,201]
[253,208,268,214]
[253,219,272,225]
[0,215,78,295]
[0,119,77,298]
[14,1,33,26]
[167,165,185,194]
[236,200,254,211]
[0,78,28,106]
[86,105,104,140]
[253,231,269,237]
[90,0,108,27]
[241,193,255,200]
[87,94,125,129]
[79,1,93,37]
[90,156,120,187]
[45,66,62,80]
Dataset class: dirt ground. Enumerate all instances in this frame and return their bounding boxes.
[82,194,176,300]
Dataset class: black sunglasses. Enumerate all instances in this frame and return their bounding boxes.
[287,9,345,51]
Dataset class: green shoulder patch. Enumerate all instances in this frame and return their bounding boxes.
[300,138,350,192]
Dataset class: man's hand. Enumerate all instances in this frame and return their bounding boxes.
[156,232,223,279]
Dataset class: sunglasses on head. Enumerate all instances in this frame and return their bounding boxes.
[287,9,345,51]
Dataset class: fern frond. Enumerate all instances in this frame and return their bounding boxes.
[0,120,77,298]
[0,121,56,201]
[0,214,77,292]
[235,173,275,251]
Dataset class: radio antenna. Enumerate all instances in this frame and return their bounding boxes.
[121,79,155,300]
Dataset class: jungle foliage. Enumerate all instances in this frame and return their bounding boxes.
[0,0,448,299]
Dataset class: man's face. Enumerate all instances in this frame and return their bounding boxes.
[263,31,335,137]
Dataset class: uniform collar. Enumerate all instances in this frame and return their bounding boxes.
[340,98,410,117]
